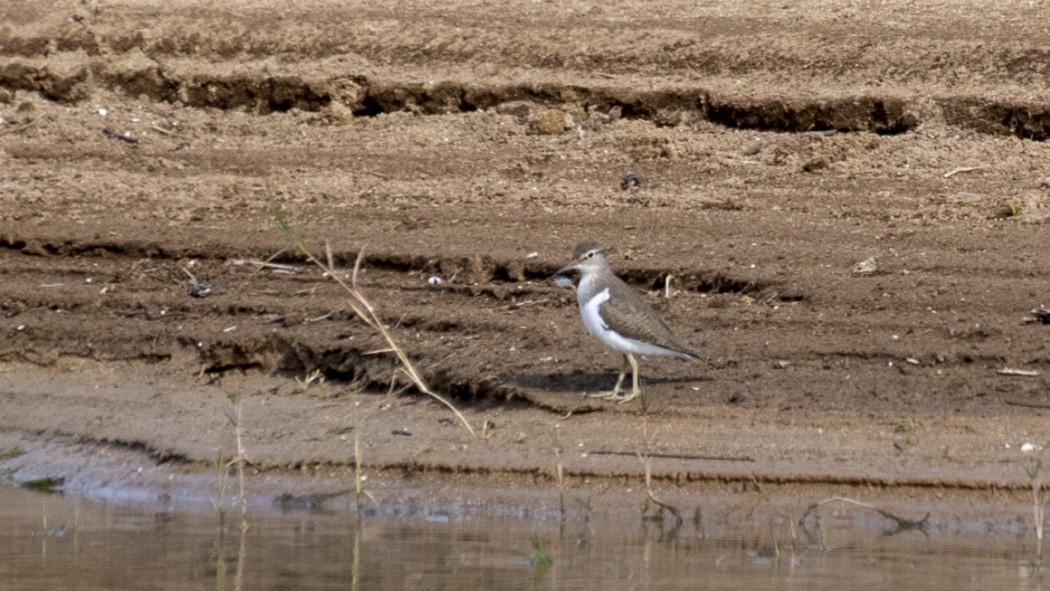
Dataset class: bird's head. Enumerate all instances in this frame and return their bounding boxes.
[554,240,608,285]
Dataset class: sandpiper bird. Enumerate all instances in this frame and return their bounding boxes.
[555,240,699,403]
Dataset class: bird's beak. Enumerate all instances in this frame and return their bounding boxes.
[555,260,579,276]
[553,260,579,286]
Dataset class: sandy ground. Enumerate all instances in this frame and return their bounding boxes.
[3,0,1050,525]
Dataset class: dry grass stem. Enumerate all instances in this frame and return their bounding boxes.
[225,393,251,529]
[1025,457,1044,552]
[353,427,377,507]
[271,196,478,439]
[553,425,566,520]
[637,418,683,528]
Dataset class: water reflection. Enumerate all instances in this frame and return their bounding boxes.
[0,484,1045,590]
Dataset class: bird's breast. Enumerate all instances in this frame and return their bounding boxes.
[579,287,611,338]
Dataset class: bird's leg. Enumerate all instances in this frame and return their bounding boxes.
[590,353,629,400]
[591,354,643,403]
[615,354,642,404]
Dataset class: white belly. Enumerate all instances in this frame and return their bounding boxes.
[579,288,677,357]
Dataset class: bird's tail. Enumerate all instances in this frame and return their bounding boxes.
[677,350,701,362]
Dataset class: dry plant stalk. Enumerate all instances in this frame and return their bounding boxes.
[225,392,250,529]
[637,417,683,527]
[271,198,478,439]
[351,400,377,508]
[553,425,566,520]
[1025,457,1044,550]
[1035,480,1044,547]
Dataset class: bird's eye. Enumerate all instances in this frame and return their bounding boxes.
[586,251,595,259]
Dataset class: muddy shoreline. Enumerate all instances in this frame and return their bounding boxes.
[2,0,1050,530]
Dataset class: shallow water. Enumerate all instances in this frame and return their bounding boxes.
[0,484,1045,591]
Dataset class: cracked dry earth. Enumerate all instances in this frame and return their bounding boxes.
[2,0,1050,524]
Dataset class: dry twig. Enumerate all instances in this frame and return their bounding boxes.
[0,122,35,137]
[589,450,754,462]
[999,368,1040,377]
[944,166,980,178]
[800,497,929,533]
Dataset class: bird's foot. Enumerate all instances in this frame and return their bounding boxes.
[588,390,619,400]
[614,389,641,404]
[588,389,641,403]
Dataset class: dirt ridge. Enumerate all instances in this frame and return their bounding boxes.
[8,57,1050,138]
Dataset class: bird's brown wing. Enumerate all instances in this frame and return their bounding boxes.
[599,278,698,358]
